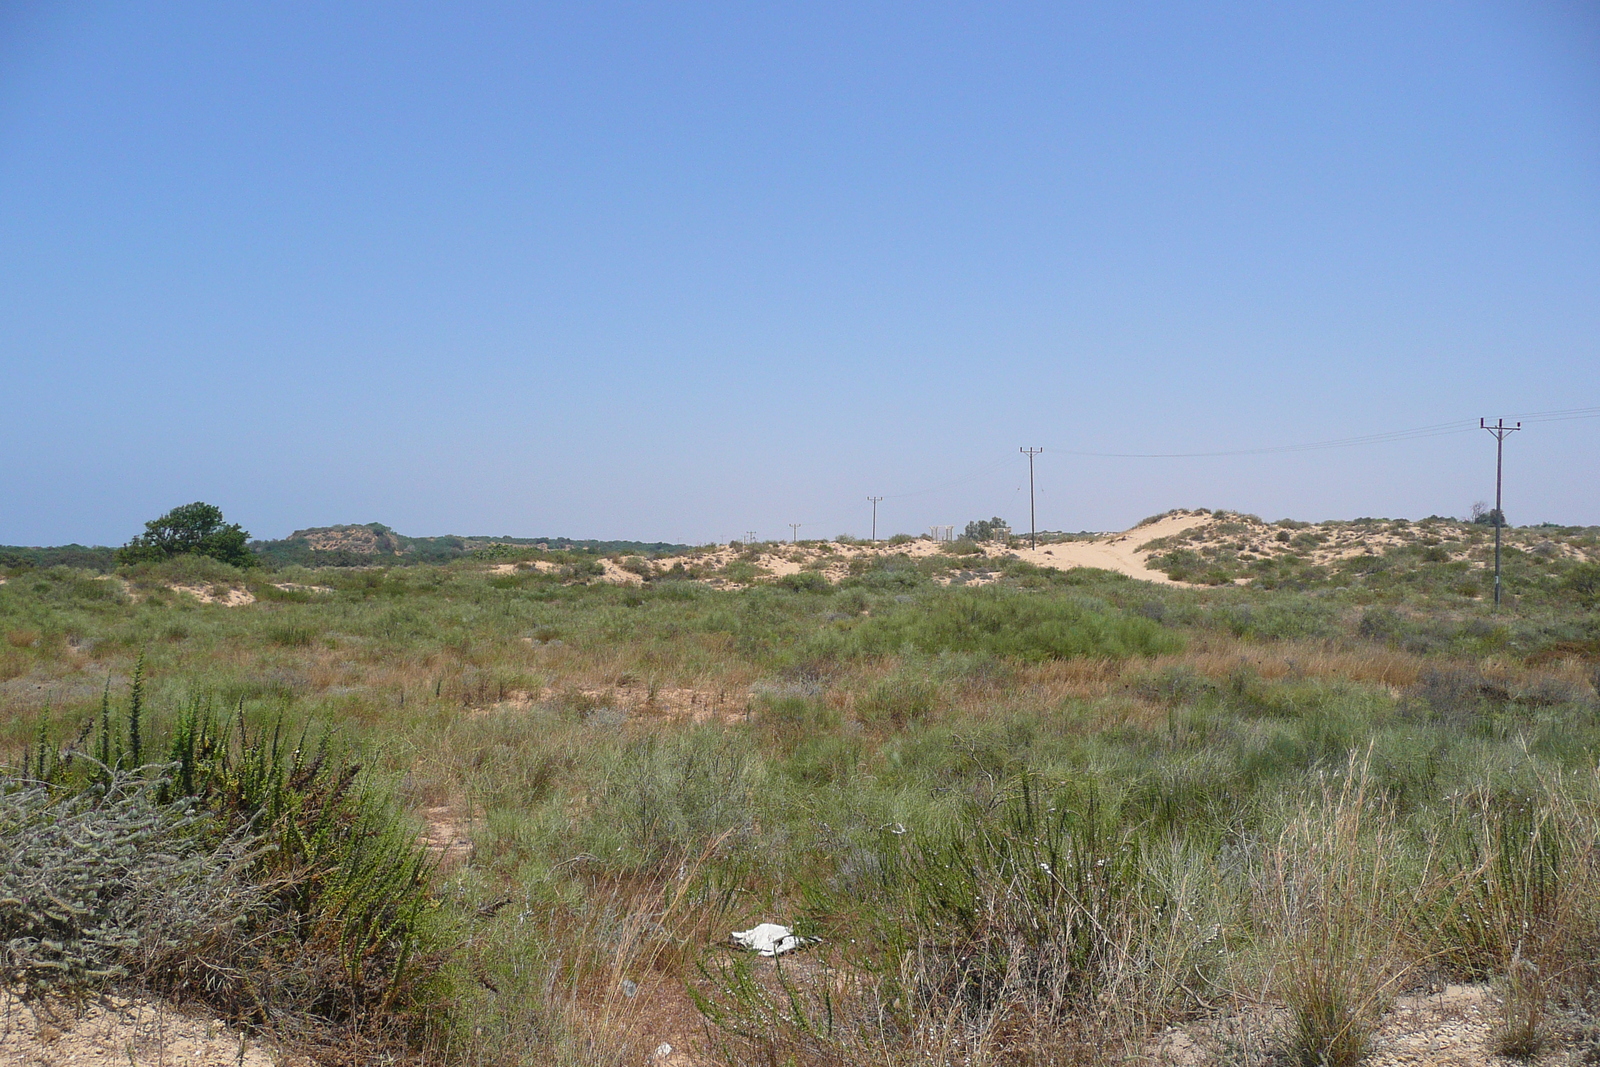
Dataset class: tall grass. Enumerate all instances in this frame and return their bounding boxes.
[1255,756,1407,1067]
[1417,770,1600,1057]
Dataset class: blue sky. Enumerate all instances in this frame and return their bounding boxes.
[2,2,1597,545]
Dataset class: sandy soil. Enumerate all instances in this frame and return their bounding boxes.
[0,992,283,1066]
[168,584,256,607]
[1152,983,1585,1066]
[416,804,476,869]
[604,512,1219,589]
[480,682,751,725]
[1007,511,1214,585]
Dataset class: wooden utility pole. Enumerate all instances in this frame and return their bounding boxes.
[1480,418,1521,607]
[1019,447,1043,549]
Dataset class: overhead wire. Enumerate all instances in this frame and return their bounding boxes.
[1040,406,1599,460]
[763,406,1597,539]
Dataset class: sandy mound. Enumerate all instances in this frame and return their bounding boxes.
[1008,511,1213,586]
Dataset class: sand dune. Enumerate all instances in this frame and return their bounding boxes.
[1006,512,1212,585]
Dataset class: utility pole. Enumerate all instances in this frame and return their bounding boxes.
[1480,418,1521,608]
[867,497,883,543]
[1019,447,1043,549]
[789,523,801,544]
[743,531,758,546]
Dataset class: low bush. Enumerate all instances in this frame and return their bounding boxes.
[847,588,1181,662]
[776,571,832,594]
[11,697,444,1038]
[0,772,263,1000]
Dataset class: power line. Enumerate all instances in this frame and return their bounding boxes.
[1511,405,1600,424]
[763,405,1593,546]
[1044,420,1477,458]
[1040,406,1598,460]
[881,456,1013,500]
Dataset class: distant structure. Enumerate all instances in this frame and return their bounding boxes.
[929,525,955,542]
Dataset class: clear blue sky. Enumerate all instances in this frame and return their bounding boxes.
[3,2,1597,546]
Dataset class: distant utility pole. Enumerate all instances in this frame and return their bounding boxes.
[1019,447,1044,549]
[867,497,883,543]
[789,523,802,544]
[743,530,758,546]
[1481,418,1522,608]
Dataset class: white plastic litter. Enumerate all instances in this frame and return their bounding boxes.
[730,923,813,957]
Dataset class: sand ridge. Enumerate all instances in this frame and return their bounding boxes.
[543,510,1222,589]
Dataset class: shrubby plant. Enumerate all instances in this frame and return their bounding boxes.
[0,771,263,1000]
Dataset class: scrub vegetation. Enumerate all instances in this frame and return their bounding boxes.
[4,521,1600,1065]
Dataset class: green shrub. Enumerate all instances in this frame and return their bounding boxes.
[848,588,1181,662]
[856,673,939,728]
[14,697,442,1028]
[1563,563,1600,606]
[890,783,1142,1007]
[583,731,762,873]
[776,571,832,594]
[266,622,317,647]
[0,772,263,1000]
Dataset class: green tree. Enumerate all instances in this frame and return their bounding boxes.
[1469,501,1506,526]
[116,502,256,567]
[962,516,1012,543]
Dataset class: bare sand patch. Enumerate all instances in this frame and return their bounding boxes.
[477,683,750,725]
[168,584,256,607]
[417,803,475,869]
[271,582,334,594]
[1008,513,1212,586]
[0,991,281,1067]
[1152,983,1578,1066]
